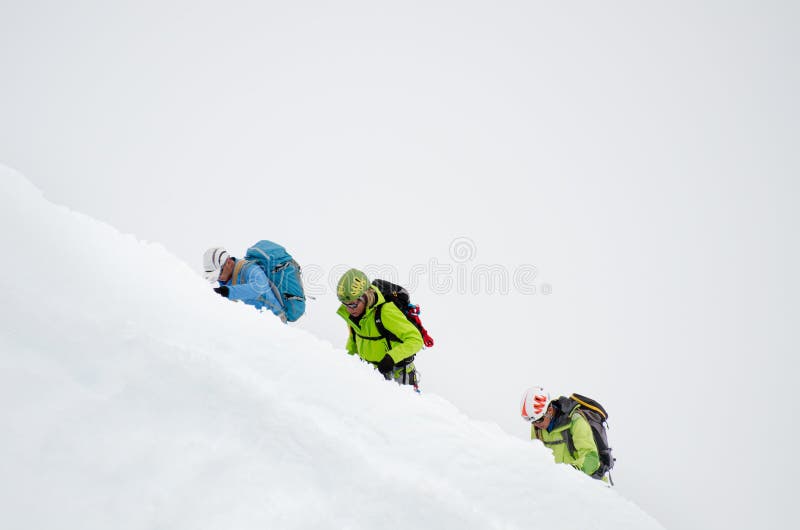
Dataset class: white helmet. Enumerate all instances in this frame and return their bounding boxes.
[520,386,551,422]
[203,247,230,282]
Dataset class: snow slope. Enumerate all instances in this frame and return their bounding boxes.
[0,165,663,529]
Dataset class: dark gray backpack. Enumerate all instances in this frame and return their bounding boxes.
[564,393,616,481]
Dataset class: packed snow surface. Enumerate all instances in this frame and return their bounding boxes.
[0,166,663,529]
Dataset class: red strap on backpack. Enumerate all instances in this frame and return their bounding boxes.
[420,329,434,348]
[407,310,434,348]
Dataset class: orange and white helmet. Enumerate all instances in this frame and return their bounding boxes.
[520,386,551,422]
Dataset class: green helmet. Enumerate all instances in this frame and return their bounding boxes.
[337,268,370,302]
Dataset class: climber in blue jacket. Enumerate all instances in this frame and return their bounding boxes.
[203,247,286,322]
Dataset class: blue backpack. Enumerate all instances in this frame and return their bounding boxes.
[244,240,306,322]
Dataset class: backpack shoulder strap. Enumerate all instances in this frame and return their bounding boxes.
[565,408,601,458]
[562,422,577,457]
[536,427,572,452]
[574,408,590,422]
[552,407,585,458]
[374,303,401,347]
[347,318,387,342]
[230,259,249,286]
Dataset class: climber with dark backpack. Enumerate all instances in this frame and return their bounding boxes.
[567,393,615,482]
[336,269,429,389]
[520,386,616,484]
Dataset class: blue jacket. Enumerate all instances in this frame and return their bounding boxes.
[220,258,285,319]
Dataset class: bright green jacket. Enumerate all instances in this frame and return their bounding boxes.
[336,287,423,364]
[531,397,600,477]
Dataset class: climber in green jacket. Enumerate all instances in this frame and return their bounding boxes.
[521,386,601,478]
[335,268,423,387]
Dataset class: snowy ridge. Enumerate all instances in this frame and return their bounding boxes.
[0,165,663,529]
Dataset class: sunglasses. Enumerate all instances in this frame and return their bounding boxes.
[530,408,551,425]
[343,297,363,309]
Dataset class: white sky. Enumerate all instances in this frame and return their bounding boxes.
[1,2,798,529]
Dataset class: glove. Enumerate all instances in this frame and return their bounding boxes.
[377,354,394,375]
[213,286,229,298]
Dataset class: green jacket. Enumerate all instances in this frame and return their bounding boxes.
[336,286,423,365]
[531,397,600,477]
